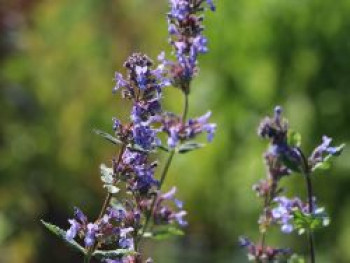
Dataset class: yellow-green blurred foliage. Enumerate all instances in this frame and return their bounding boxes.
[1,0,350,262]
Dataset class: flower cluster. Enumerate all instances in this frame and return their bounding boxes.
[271,197,309,234]
[43,1,216,262]
[166,0,216,92]
[239,237,292,262]
[241,106,344,262]
[155,111,216,148]
[66,207,134,250]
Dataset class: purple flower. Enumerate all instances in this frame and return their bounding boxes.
[119,227,134,250]
[132,124,159,150]
[66,219,81,241]
[133,163,159,193]
[153,187,187,226]
[169,0,190,21]
[271,196,307,234]
[158,111,216,148]
[166,0,214,88]
[193,36,209,54]
[113,72,128,93]
[206,0,216,11]
[238,237,292,261]
[309,135,344,169]
[84,223,98,247]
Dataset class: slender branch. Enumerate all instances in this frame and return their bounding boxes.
[304,173,315,263]
[298,148,315,263]
[84,144,127,263]
[158,150,175,189]
[136,91,189,252]
[182,94,189,123]
[97,144,126,221]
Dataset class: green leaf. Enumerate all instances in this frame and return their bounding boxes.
[143,226,185,240]
[93,129,122,145]
[104,184,120,194]
[288,254,306,263]
[92,249,136,259]
[100,164,114,184]
[280,154,301,173]
[292,208,329,233]
[288,130,302,148]
[177,142,204,154]
[157,144,170,152]
[41,220,85,254]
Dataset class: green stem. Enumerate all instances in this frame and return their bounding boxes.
[298,148,316,263]
[182,94,189,123]
[305,173,316,263]
[84,251,92,263]
[84,144,126,263]
[158,150,175,189]
[136,92,189,252]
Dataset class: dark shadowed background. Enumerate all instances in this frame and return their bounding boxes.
[1,0,350,262]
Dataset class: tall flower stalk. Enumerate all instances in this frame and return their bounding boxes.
[42,1,216,263]
[240,107,344,262]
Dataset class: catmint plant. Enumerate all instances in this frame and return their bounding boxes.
[41,1,216,263]
[240,106,344,263]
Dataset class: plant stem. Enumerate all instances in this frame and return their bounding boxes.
[158,150,175,189]
[182,94,189,123]
[84,144,126,263]
[299,148,315,263]
[84,253,92,263]
[305,172,315,263]
[136,92,189,252]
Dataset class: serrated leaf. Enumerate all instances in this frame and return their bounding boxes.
[93,129,122,145]
[177,142,204,154]
[92,249,136,259]
[41,220,85,254]
[288,130,302,148]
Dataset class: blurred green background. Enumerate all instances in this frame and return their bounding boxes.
[1,0,350,262]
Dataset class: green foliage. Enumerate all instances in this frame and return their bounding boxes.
[100,164,119,194]
[288,130,302,148]
[93,129,123,145]
[2,0,350,262]
[142,226,185,240]
[288,254,306,263]
[41,220,85,254]
[293,209,330,235]
[177,142,205,154]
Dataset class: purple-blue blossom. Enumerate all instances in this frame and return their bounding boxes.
[166,0,215,89]
[153,187,187,226]
[239,236,292,261]
[309,135,345,169]
[158,111,216,148]
[132,124,159,150]
[272,196,311,234]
